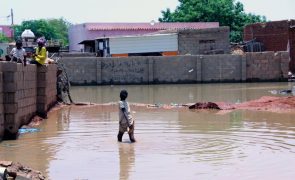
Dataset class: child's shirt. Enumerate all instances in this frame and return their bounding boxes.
[34,47,47,65]
[119,100,133,127]
[10,47,26,61]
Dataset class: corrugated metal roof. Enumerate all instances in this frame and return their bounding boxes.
[86,22,219,31]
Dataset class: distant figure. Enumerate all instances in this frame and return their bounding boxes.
[6,39,27,66]
[118,90,136,143]
[31,37,47,65]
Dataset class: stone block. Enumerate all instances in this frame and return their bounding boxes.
[0,104,4,113]
[3,83,17,92]
[37,80,47,88]
[3,72,17,82]
[37,65,48,73]
[37,103,46,112]
[16,64,24,72]
[0,62,17,72]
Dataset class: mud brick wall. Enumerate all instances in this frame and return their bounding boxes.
[246,51,289,81]
[37,65,57,116]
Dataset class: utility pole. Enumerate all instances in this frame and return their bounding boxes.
[11,8,14,25]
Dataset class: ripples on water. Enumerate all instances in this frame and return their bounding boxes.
[1,83,295,179]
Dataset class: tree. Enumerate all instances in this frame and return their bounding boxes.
[0,33,10,43]
[159,0,266,42]
[13,18,71,46]
[47,18,71,46]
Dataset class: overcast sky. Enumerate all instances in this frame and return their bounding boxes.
[0,0,294,25]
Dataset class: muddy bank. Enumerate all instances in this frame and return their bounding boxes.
[228,96,295,113]
[51,96,295,114]
[0,161,45,180]
[188,96,295,113]
[25,95,295,128]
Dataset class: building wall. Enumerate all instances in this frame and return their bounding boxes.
[68,24,159,52]
[0,43,9,58]
[244,20,295,72]
[246,51,289,81]
[109,34,178,54]
[0,63,57,140]
[244,20,290,51]
[37,65,57,116]
[178,27,230,55]
[60,52,288,85]
[0,25,13,38]
[289,21,295,72]
[0,69,3,138]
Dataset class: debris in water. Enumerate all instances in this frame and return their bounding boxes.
[18,128,40,134]
[189,102,221,110]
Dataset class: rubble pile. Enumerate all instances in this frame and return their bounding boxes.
[0,161,45,180]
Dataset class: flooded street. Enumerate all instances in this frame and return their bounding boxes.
[1,82,295,179]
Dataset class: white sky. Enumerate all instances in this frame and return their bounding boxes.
[0,0,294,25]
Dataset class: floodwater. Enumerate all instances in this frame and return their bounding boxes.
[1,82,295,180]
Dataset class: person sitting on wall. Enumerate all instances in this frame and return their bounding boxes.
[30,37,47,65]
[6,39,27,66]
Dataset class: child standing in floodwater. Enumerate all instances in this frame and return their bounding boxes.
[118,90,136,143]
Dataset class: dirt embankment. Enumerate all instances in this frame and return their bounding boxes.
[189,96,295,113]
[48,96,295,114]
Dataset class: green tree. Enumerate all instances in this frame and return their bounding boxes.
[47,18,71,46]
[0,33,10,43]
[159,0,266,42]
[13,18,71,46]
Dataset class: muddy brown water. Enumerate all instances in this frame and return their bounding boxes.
[1,82,295,180]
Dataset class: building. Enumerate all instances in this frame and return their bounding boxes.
[0,25,14,39]
[89,27,230,57]
[68,22,219,52]
[244,20,295,72]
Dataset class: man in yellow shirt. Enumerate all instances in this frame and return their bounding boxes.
[31,37,47,65]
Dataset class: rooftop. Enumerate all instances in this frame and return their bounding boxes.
[85,22,219,31]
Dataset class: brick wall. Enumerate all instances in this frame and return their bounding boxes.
[244,20,290,51]
[37,65,57,116]
[61,52,288,85]
[290,21,295,72]
[178,27,230,55]
[1,63,37,137]
[0,62,57,140]
[0,66,3,138]
[246,52,289,81]
[244,20,295,72]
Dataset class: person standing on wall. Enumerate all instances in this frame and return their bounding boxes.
[6,39,27,66]
[31,37,47,65]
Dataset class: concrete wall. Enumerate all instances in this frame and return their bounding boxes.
[178,27,230,55]
[2,63,37,137]
[246,51,289,81]
[60,52,288,85]
[0,69,3,138]
[0,62,57,140]
[37,65,57,116]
